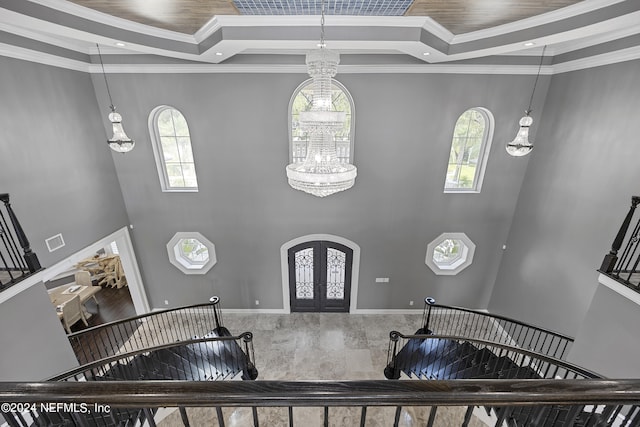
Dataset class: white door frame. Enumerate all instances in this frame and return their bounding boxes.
[280,234,360,313]
[38,226,150,315]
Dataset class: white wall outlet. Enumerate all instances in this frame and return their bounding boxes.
[164,300,169,305]
[409,300,414,306]
[255,300,260,306]
[375,277,390,283]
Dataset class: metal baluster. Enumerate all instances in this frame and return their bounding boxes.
[360,406,367,427]
[288,407,293,427]
[252,407,259,427]
[324,407,328,427]
[601,196,640,273]
[393,407,402,427]
[179,406,190,426]
[426,406,438,427]
[461,406,474,427]
[214,407,225,427]
[0,194,41,272]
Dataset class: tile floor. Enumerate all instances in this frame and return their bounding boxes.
[158,312,487,426]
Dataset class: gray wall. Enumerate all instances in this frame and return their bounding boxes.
[489,59,640,336]
[0,56,130,380]
[568,283,640,377]
[0,56,130,268]
[0,282,78,380]
[95,71,547,310]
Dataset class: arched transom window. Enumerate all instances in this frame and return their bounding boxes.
[289,78,355,164]
[149,106,198,192]
[444,107,494,193]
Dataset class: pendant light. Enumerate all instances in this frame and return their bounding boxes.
[96,44,135,153]
[506,46,547,157]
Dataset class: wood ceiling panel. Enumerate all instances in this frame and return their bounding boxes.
[406,0,585,34]
[67,0,585,35]
[68,0,239,34]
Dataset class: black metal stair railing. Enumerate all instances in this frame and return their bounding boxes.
[418,297,574,359]
[384,333,639,426]
[19,333,258,427]
[67,296,226,365]
[599,195,640,291]
[1,380,639,427]
[0,193,41,291]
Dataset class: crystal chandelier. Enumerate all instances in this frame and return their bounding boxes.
[285,1,356,197]
[506,45,546,157]
[97,44,135,153]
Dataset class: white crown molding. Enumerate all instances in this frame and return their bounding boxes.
[552,44,640,73]
[2,41,639,75]
[451,0,629,44]
[550,23,640,55]
[0,22,89,53]
[193,16,222,43]
[23,0,196,44]
[0,43,88,72]
[421,17,455,43]
[214,15,432,27]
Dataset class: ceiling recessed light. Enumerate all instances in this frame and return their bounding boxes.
[523,42,535,47]
[422,52,430,56]
[115,42,126,47]
[215,52,223,56]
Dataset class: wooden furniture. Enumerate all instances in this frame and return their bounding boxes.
[48,283,101,323]
[60,295,88,334]
[76,254,127,288]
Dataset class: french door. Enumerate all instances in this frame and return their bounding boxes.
[288,241,353,312]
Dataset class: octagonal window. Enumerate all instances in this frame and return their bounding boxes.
[167,232,216,275]
[426,233,475,275]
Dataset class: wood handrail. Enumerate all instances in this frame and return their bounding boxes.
[1,379,639,407]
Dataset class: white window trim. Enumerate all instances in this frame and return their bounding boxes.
[444,107,494,194]
[167,232,217,275]
[426,232,476,276]
[288,78,356,164]
[149,105,199,193]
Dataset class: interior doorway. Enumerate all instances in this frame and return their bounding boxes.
[41,226,149,330]
[281,234,360,313]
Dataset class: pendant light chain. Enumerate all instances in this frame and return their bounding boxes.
[320,0,326,48]
[526,45,547,115]
[96,44,116,113]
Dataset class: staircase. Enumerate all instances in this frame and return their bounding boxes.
[0,194,41,291]
[2,298,639,427]
[2,297,258,427]
[383,298,639,427]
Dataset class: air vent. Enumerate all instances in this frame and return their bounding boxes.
[45,233,65,252]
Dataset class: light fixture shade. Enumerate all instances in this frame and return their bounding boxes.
[506,115,533,157]
[286,46,358,197]
[107,110,135,153]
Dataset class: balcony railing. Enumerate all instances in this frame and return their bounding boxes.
[599,196,640,292]
[0,193,41,291]
[419,298,574,359]
[1,379,639,426]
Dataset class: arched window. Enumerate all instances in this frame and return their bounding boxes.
[149,106,198,192]
[289,78,355,164]
[444,107,494,192]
